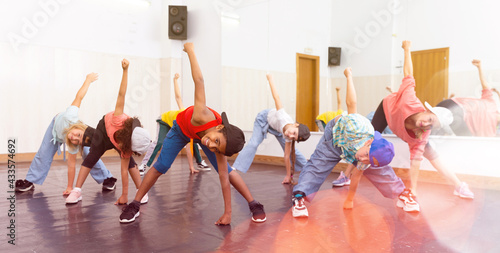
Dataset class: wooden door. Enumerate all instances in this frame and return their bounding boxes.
[412,48,449,106]
[296,53,320,131]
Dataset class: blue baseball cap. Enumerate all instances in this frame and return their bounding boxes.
[369,131,395,167]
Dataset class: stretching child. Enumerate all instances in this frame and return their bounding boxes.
[292,67,418,218]
[119,42,266,224]
[15,73,116,195]
[232,74,310,184]
[65,59,151,205]
[370,41,474,207]
[138,73,210,175]
[434,59,500,136]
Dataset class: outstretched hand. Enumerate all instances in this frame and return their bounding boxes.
[266,73,273,82]
[183,42,194,53]
[122,59,129,70]
[174,73,180,79]
[215,213,231,226]
[85,72,99,83]
[344,67,352,78]
[402,40,412,50]
[335,86,341,92]
[472,59,481,67]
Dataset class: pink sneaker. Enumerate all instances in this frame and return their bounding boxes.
[66,189,82,204]
[454,182,474,199]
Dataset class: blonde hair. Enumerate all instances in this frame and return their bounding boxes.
[64,122,88,154]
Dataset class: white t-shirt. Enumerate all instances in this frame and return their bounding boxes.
[52,105,80,154]
[267,108,294,142]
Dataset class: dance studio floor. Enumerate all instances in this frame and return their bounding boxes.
[2,156,500,253]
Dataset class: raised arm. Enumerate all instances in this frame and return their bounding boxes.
[344,67,357,114]
[472,59,490,90]
[70,73,98,108]
[114,59,129,116]
[267,74,283,110]
[335,87,341,111]
[183,43,207,112]
[385,86,394,93]
[402,40,413,77]
[492,88,500,98]
[173,73,184,110]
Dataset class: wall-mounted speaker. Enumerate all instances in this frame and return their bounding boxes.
[168,5,187,40]
[328,47,341,66]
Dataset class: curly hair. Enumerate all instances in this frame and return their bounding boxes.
[64,122,87,155]
[114,117,137,156]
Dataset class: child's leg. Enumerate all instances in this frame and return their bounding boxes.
[232,110,269,173]
[200,144,255,202]
[26,118,60,185]
[84,146,113,184]
[363,165,405,199]
[146,124,171,167]
[134,122,188,202]
[193,142,203,164]
[293,119,342,197]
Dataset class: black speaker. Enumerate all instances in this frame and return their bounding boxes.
[328,47,341,66]
[168,5,187,40]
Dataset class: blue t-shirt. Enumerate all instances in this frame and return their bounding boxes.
[51,106,80,154]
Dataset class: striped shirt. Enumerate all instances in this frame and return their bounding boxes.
[332,114,374,164]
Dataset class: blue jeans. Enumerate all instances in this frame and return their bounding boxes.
[232,109,308,173]
[153,120,233,174]
[294,118,404,199]
[26,117,113,185]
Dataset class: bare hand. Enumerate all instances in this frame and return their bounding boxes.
[266,73,273,82]
[190,169,199,174]
[183,42,194,53]
[472,59,481,67]
[114,195,128,205]
[335,86,341,91]
[344,67,352,78]
[215,212,231,225]
[63,187,72,196]
[122,59,129,70]
[174,73,180,79]
[402,40,411,50]
[86,73,99,83]
[343,199,353,209]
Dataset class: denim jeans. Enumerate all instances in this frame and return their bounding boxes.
[26,117,113,185]
[294,118,404,199]
[153,120,233,174]
[232,109,308,173]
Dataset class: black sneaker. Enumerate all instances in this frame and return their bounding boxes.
[15,179,34,192]
[119,202,140,223]
[249,201,266,223]
[102,177,117,191]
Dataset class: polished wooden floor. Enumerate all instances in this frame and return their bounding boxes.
[2,156,500,253]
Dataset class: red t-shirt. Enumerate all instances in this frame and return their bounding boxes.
[452,89,499,137]
[104,111,132,158]
[383,76,430,161]
[176,106,222,140]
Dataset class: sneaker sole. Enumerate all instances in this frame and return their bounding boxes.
[396,199,420,212]
[65,196,82,204]
[453,191,474,199]
[120,211,140,223]
[251,217,267,223]
[102,185,116,191]
[15,185,34,192]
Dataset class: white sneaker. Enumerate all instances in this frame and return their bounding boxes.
[197,160,211,171]
[454,182,474,199]
[292,197,308,218]
[66,189,82,204]
[139,164,147,176]
[137,189,149,204]
[396,189,420,212]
